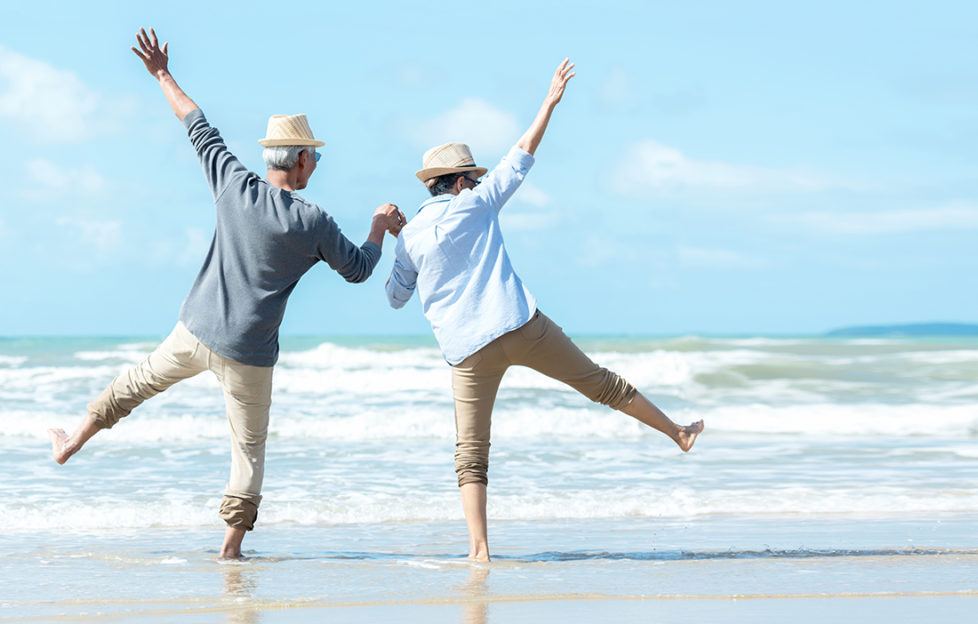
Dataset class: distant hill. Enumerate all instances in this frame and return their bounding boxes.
[826,323,978,337]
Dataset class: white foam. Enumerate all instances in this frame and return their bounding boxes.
[0,355,27,367]
[680,403,978,437]
[73,348,152,363]
[0,500,217,531]
[894,350,978,365]
[7,400,978,443]
[4,484,976,530]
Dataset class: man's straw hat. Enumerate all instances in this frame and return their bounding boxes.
[258,114,325,147]
[415,142,488,184]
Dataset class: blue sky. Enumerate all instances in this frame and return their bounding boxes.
[1,0,975,336]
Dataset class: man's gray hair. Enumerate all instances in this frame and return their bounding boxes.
[263,145,316,171]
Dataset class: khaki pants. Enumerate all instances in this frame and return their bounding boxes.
[451,311,637,486]
[87,322,272,531]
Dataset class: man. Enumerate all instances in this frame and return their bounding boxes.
[47,28,404,559]
[386,59,703,561]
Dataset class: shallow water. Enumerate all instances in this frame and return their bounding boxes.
[3,517,978,622]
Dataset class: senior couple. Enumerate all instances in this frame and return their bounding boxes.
[49,28,702,561]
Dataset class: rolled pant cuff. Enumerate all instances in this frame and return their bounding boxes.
[219,495,261,531]
[456,471,489,487]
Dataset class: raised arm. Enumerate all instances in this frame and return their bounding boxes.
[131,27,198,120]
[515,59,575,156]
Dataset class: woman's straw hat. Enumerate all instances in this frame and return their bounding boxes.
[415,142,488,183]
[258,114,325,147]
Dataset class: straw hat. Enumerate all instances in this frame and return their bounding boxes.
[257,114,325,147]
[415,142,488,183]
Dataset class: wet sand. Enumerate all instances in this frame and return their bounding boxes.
[3,515,978,623]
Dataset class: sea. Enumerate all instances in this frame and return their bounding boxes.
[1,332,977,622]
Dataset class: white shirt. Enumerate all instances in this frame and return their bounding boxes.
[386,145,537,364]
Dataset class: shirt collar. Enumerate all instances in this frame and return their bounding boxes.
[418,194,453,213]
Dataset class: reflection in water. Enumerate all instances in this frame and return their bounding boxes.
[458,566,490,624]
[221,563,262,624]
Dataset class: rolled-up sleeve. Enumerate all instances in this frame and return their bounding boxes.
[475,145,535,212]
[386,238,418,308]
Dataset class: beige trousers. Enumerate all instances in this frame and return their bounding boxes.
[87,322,272,531]
[450,311,637,486]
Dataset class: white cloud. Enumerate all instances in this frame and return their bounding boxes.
[56,217,122,258]
[404,98,520,155]
[516,182,551,207]
[26,159,108,199]
[0,45,101,143]
[613,140,839,195]
[677,246,766,269]
[499,183,557,231]
[785,202,978,235]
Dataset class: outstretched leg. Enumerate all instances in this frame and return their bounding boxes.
[48,322,206,465]
[621,392,703,452]
[512,311,704,449]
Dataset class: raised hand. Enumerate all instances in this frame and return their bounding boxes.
[131,27,170,78]
[546,58,576,106]
[129,27,198,120]
[516,58,577,155]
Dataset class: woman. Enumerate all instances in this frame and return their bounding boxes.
[386,59,703,561]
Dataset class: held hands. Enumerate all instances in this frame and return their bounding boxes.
[131,27,170,78]
[374,203,407,237]
[545,58,575,107]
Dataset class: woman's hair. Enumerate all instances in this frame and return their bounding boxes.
[426,173,464,196]
[262,145,315,171]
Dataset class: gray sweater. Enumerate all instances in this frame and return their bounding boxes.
[177,109,381,366]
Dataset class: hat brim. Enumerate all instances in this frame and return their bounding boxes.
[258,138,325,147]
[415,165,489,183]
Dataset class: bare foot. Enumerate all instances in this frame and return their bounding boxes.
[47,416,101,465]
[47,428,72,464]
[675,420,704,452]
[220,526,246,560]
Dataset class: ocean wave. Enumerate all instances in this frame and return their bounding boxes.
[73,348,155,363]
[3,485,975,530]
[4,339,977,401]
[9,402,978,443]
[0,355,27,367]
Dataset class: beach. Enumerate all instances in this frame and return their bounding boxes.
[2,334,977,621]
